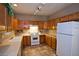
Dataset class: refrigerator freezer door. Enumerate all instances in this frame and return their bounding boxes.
[57,33,72,56]
[57,22,74,35]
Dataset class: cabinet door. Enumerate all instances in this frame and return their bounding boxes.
[0,4,6,26]
[51,37,56,49]
[45,35,48,44]
[40,35,45,44]
[12,17,18,30]
[23,36,31,47]
[45,35,51,47]
[60,16,69,22]
[43,22,48,29]
[7,15,13,31]
[47,36,51,47]
[68,13,79,21]
[23,36,27,47]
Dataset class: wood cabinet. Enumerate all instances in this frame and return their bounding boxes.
[59,12,79,22]
[47,19,57,30]
[47,36,51,47]
[45,35,51,47]
[45,35,56,49]
[22,36,31,47]
[51,37,56,49]
[0,4,14,31]
[30,21,44,30]
[43,21,48,29]
[39,21,44,30]
[12,17,19,30]
[6,15,13,31]
[0,4,6,26]
[68,13,79,21]
[60,16,69,22]
[40,35,45,44]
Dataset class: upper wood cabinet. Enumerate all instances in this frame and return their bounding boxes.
[68,12,79,21]
[29,20,44,30]
[18,20,30,30]
[6,13,13,31]
[0,4,14,31]
[39,21,44,30]
[43,21,48,30]
[60,12,79,22]
[47,19,57,30]
[0,4,6,26]
[60,16,69,22]
[12,17,19,30]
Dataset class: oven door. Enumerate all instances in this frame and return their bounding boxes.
[31,36,40,45]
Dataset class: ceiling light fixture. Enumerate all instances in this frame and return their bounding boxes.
[13,4,18,7]
[34,10,39,15]
[38,5,42,10]
[34,3,46,15]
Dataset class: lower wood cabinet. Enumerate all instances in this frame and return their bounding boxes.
[45,35,51,47]
[51,37,56,49]
[22,36,31,47]
[45,35,56,49]
[40,35,45,44]
[22,35,56,50]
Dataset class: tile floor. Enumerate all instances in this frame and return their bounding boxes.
[22,44,56,56]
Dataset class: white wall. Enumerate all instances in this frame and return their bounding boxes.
[49,3,79,19]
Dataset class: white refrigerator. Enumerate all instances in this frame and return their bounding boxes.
[56,21,79,56]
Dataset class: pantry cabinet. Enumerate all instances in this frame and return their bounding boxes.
[22,36,31,47]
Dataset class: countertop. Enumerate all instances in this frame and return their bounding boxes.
[0,31,56,56]
[0,36,23,56]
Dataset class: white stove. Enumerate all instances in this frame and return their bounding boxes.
[31,33,40,45]
[29,25,40,45]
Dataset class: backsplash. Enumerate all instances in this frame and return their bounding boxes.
[48,30,56,36]
[0,26,6,31]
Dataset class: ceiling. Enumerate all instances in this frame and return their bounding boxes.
[12,3,72,16]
